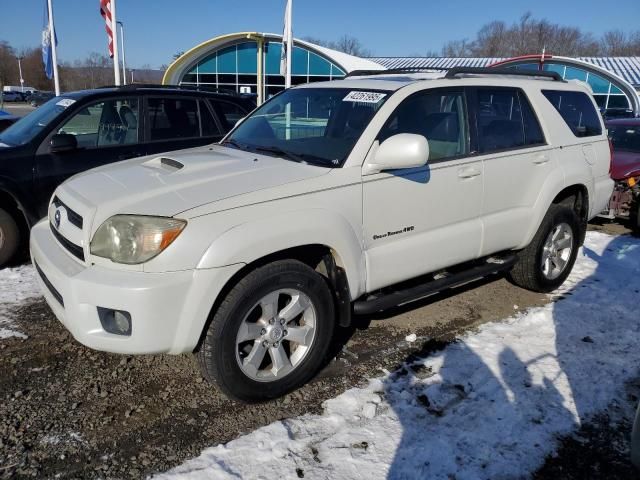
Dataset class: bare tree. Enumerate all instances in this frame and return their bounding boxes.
[302,35,372,56]
[441,39,473,57]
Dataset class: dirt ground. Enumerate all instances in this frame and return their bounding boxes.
[0,220,637,479]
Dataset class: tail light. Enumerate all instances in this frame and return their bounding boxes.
[608,137,614,176]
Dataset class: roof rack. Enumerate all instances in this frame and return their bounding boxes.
[95,83,250,97]
[444,67,565,82]
[345,67,447,78]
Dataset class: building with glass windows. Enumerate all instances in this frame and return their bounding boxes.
[162,32,384,104]
[164,33,639,115]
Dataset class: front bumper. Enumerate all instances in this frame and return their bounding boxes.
[30,219,242,355]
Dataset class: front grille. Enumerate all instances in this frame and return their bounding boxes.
[52,196,83,229]
[50,223,85,261]
[35,262,64,307]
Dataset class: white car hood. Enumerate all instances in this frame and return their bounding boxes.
[60,145,330,225]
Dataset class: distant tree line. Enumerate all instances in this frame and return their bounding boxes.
[302,35,372,57]
[0,41,162,93]
[441,13,640,57]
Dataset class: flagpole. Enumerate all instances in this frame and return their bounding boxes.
[47,0,60,95]
[285,0,292,89]
[111,0,121,86]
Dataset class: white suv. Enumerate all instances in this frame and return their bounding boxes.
[30,68,613,402]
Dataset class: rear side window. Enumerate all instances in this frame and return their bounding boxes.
[519,92,545,146]
[476,89,525,153]
[148,97,199,141]
[542,90,602,137]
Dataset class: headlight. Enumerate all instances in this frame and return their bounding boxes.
[90,215,186,264]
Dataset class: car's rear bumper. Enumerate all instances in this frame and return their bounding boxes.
[30,219,242,355]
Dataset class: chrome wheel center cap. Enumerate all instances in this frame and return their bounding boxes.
[269,326,284,342]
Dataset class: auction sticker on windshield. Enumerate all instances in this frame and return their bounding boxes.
[343,91,387,104]
[56,99,76,108]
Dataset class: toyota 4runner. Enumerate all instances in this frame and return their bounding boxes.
[30,68,614,402]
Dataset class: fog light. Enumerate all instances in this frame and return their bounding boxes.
[97,307,132,336]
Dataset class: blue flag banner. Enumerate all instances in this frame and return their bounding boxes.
[42,1,57,80]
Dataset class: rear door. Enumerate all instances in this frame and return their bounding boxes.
[142,96,225,156]
[33,96,142,217]
[470,87,552,255]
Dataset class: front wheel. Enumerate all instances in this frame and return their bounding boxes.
[508,204,580,293]
[0,208,20,269]
[197,259,335,402]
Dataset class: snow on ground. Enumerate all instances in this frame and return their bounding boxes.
[156,231,640,480]
[0,265,39,338]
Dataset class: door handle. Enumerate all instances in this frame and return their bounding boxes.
[533,154,550,165]
[458,167,481,179]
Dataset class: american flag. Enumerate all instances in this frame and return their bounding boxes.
[99,0,114,58]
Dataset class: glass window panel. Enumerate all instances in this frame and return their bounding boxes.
[309,52,331,76]
[264,42,282,75]
[331,64,346,77]
[543,63,565,76]
[266,75,285,86]
[607,95,630,109]
[199,100,222,137]
[182,73,198,83]
[515,63,539,71]
[610,85,624,94]
[587,73,610,94]
[542,90,602,137]
[148,98,199,140]
[237,42,257,74]
[593,95,607,109]
[475,89,525,153]
[217,45,236,73]
[198,54,216,74]
[518,91,545,145]
[217,74,236,84]
[292,46,308,76]
[199,74,216,84]
[212,100,249,131]
[564,66,587,81]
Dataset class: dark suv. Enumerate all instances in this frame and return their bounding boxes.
[0,85,254,267]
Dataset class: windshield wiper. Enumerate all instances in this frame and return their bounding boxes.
[221,138,246,150]
[253,145,305,164]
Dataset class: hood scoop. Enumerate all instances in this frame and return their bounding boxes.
[142,156,184,173]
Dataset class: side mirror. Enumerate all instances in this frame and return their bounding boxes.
[363,133,429,175]
[50,133,78,153]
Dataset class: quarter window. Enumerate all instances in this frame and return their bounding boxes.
[542,90,602,137]
[58,98,139,148]
[199,101,222,137]
[379,90,468,161]
[212,100,248,131]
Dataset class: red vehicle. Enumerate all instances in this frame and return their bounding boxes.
[602,118,640,234]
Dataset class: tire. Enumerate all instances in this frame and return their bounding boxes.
[630,197,640,236]
[197,259,335,403]
[0,208,20,269]
[508,204,580,293]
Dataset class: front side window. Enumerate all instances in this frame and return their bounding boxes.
[58,98,139,148]
[0,96,72,146]
[542,90,602,137]
[225,88,389,167]
[608,124,640,153]
[148,97,199,141]
[378,90,468,161]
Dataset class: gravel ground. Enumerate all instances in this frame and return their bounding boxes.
[0,221,636,479]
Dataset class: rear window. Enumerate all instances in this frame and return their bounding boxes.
[542,90,602,138]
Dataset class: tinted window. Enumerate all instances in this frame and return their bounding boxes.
[148,98,199,141]
[608,124,640,153]
[58,98,139,148]
[213,100,248,131]
[379,90,468,161]
[476,89,526,153]
[542,90,602,137]
[519,91,545,145]
[199,101,222,137]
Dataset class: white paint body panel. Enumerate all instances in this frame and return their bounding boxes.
[31,74,614,354]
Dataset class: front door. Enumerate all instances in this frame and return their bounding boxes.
[34,96,142,217]
[363,88,483,291]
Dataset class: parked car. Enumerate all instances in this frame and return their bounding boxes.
[0,85,255,266]
[599,118,640,234]
[0,110,19,132]
[31,68,613,402]
[1,91,22,102]
[29,91,56,107]
[633,401,640,469]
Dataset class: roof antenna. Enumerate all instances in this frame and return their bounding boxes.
[539,45,546,71]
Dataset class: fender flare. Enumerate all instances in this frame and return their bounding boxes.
[196,209,366,299]
[0,178,36,227]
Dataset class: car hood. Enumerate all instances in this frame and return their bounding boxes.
[611,150,640,180]
[59,145,330,227]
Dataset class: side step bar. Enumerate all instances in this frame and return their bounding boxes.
[353,255,518,315]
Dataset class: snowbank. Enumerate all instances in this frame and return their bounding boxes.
[0,265,39,338]
[156,232,640,480]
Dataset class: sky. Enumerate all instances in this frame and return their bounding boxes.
[2,0,640,70]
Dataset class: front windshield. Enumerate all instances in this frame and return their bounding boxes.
[0,96,76,146]
[609,124,640,153]
[225,88,389,167]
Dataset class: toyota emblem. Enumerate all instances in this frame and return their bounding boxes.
[54,209,61,229]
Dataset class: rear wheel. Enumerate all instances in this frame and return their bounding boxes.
[197,259,335,402]
[508,204,580,293]
[0,208,20,269]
